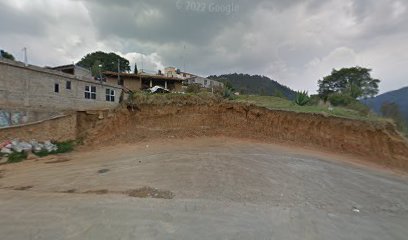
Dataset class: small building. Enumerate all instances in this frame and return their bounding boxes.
[49,64,92,78]
[186,76,224,89]
[0,59,122,111]
[164,67,195,79]
[104,71,183,92]
[163,67,224,89]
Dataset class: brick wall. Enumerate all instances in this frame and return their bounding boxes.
[0,113,77,142]
[0,59,123,111]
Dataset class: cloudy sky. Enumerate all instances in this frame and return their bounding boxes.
[1,0,407,93]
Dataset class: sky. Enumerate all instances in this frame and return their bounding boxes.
[1,0,407,93]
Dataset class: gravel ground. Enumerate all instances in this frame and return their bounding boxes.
[0,137,407,240]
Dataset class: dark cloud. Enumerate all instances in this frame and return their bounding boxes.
[0,0,407,93]
[0,1,46,36]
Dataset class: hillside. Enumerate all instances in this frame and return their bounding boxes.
[362,87,408,121]
[208,73,296,99]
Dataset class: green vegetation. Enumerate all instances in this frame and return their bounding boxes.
[185,84,202,94]
[127,91,221,106]
[318,67,380,100]
[381,102,408,137]
[233,95,381,121]
[294,91,310,106]
[327,93,355,106]
[7,152,28,163]
[0,50,15,61]
[208,73,296,99]
[77,51,131,76]
[34,141,75,158]
[223,87,236,100]
[362,87,408,123]
[55,141,75,153]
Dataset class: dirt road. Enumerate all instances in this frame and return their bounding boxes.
[0,137,407,239]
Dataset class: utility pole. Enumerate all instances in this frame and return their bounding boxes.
[183,45,186,73]
[141,54,144,73]
[99,64,103,83]
[22,47,28,66]
[117,58,120,85]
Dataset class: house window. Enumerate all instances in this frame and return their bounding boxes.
[85,86,96,99]
[54,83,59,93]
[204,80,208,86]
[105,89,115,102]
[66,81,71,90]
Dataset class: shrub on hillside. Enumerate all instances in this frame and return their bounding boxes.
[213,85,224,96]
[328,93,355,106]
[347,101,371,116]
[223,87,236,100]
[327,93,370,116]
[294,91,310,106]
[307,94,320,106]
[186,84,202,94]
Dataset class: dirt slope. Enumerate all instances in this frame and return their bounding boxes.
[80,103,408,171]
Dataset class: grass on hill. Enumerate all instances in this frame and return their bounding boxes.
[233,95,383,121]
[127,92,221,106]
[127,92,384,122]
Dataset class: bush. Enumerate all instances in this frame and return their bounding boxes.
[54,141,75,154]
[328,93,355,106]
[33,140,75,158]
[7,152,28,163]
[294,91,310,106]
[307,94,320,106]
[347,101,371,116]
[213,85,224,96]
[223,87,236,100]
[186,84,201,94]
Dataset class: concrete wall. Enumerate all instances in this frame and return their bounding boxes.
[0,113,77,142]
[0,59,122,111]
[124,78,142,91]
[74,66,92,78]
[187,76,224,88]
[0,108,60,127]
[106,76,142,91]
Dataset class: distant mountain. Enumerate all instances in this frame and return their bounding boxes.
[362,87,408,121]
[208,73,296,99]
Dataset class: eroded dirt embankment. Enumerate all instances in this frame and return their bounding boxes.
[80,103,408,171]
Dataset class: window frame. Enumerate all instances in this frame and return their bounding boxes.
[66,81,71,90]
[105,88,115,102]
[85,85,97,100]
[54,83,59,93]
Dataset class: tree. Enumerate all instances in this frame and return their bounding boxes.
[0,50,15,61]
[381,102,406,129]
[208,73,296,100]
[224,81,235,92]
[134,63,138,74]
[272,89,286,99]
[77,51,130,76]
[318,67,380,100]
[91,60,103,78]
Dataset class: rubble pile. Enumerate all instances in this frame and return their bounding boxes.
[0,139,58,156]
